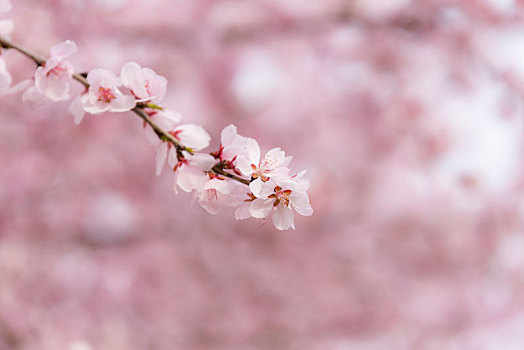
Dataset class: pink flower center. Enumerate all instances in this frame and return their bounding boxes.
[251,163,269,181]
[97,87,116,103]
[47,63,69,77]
[269,186,292,207]
[206,188,218,201]
[169,129,182,141]
[260,155,277,171]
[174,158,188,171]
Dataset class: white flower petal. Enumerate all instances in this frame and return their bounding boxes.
[221,124,238,146]
[249,178,263,197]
[236,156,255,177]
[189,153,216,171]
[155,144,168,176]
[69,95,85,125]
[176,165,207,193]
[22,85,47,108]
[272,205,295,230]
[50,40,77,59]
[234,203,252,220]
[245,138,261,165]
[108,93,136,112]
[249,198,273,218]
[175,124,211,151]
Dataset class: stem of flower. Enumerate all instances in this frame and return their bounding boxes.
[0,36,46,66]
[211,164,251,185]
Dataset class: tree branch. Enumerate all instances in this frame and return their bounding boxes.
[0,36,251,186]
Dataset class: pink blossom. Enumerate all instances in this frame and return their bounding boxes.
[248,172,313,230]
[34,40,77,102]
[237,141,291,180]
[196,177,232,215]
[120,61,167,104]
[147,109,182,140]
[22,85,47,107]
[170,124,211,151]
[219,124,252,161]
[81,68,136,114]
[233,189,257,220]
[169,152,215,193]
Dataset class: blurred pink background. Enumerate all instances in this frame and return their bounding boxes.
[2,0,524,349]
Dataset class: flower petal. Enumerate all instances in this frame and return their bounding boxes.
[235,203,252,220]
[108,93,136,112]
[50,40,77,59]
[155,144,168,176]
[249,198,273,218]
[175,124,211,151]
[272,205,295,230]
[69,95,85,125]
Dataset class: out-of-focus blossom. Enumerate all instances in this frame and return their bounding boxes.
[120,61,167,104]
[0,19,13,36]
[81,68,136,114]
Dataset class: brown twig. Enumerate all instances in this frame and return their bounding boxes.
[212,164,251,185]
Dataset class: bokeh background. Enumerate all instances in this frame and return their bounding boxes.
[2,0,524,349]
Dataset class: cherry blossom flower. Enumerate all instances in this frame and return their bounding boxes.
[196,177,232,215]
[170,124,211,151]
[120,61,167,104]
[22,40,77,107]
[247,172,313,230]
[32,40,77,102]
[236,140,292,193]
[81,68,136,114]
[169,152,216,193]
[233,190,257,220]
[219,124,252,161]
[144,112,209,176]
[237,141,291,179]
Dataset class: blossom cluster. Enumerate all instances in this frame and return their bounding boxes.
[0,1,312,230]
[170,125,313,230]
